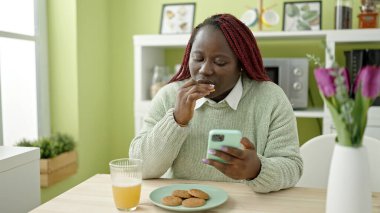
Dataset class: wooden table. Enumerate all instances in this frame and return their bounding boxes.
[31,174,380,213]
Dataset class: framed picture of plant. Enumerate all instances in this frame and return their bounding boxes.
[283,1,322,31]
[160,3,196,34]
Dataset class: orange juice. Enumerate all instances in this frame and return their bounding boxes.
[112,180,141,210]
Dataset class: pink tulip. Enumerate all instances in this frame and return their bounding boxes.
[355,66,380,99]
[314,68,336,97]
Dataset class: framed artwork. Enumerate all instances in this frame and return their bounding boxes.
[160,3,196,34]
[283,1,322,31]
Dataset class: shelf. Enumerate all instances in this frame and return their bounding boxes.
[133,29,380,47]
[325,29,380,43]
[294,108,324,118]
[254,31,326,40]
[133,31,326,47]
[134,34,190,47]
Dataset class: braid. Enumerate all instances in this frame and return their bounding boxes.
[169,13,270,83]
[168,33,193,82]
[217,14,270,81]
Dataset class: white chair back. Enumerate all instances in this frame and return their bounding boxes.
[296,133,380,192]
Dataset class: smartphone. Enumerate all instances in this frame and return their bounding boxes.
[207,129,242,163]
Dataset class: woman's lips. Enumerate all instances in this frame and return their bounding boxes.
[196,79,214,85]
[195,79,216,93]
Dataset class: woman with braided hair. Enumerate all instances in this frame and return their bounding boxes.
[130,14,302,193]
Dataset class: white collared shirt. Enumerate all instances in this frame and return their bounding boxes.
[195,75,242,110]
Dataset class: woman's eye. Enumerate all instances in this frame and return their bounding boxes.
[215,60,226,66]
[193,57,203,62]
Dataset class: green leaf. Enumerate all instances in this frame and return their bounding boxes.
[14,133,76,159]
[286,4,300,17]
[324,96,352,146]
[352,87,372,146]
[15,139,34,147]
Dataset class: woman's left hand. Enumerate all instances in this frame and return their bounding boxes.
[202,137,261,180]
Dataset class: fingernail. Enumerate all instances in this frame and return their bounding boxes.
[221,146,228,152]
[209,84,215,88]
[208,149,216,154]
[202,159,209,164]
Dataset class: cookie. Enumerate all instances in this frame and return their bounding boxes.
[182,197,206,207]
[161,196,182,206]
[172,190,192,199]
[188,189,209,200]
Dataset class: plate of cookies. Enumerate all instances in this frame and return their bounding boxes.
[149,184,228,212]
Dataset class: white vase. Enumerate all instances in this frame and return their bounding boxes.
[326,143,372,213]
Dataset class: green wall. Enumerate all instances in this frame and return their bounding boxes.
[44,0,370,202]
[45,0,79,202]
[44,0,110,202]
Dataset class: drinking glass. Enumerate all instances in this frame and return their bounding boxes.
[109,158,142,211]
[150,65,170,98]
[335,0,353,29]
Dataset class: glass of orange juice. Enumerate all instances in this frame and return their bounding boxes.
[109,158,142,211]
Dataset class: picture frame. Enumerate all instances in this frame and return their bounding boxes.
[160,3,196,34]
[283,1,322,31]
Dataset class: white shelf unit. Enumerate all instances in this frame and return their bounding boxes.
[133,29,380,136]
[294,108,324,118]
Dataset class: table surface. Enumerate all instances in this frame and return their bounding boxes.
[31,174,380,213]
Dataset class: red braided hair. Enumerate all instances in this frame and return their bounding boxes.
[169,13,270,83]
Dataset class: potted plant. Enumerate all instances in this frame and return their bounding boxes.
[308,47,380,213]
[16,133,77,187]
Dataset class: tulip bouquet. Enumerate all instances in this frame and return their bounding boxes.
[307,49,380,147]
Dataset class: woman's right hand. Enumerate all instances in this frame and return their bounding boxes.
[173,79,215,126]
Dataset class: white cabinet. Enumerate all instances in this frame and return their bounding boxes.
[0,146,40,213]
[133,29,380,137]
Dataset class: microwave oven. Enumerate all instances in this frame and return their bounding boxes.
[263,58,309,109]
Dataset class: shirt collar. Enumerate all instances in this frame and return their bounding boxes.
[195,75,242,110]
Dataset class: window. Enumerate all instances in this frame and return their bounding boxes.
[0,0,49,146]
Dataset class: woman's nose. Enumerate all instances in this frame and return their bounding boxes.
[199,61,213,75]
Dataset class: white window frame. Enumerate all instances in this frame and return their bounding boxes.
[0,0,50,145]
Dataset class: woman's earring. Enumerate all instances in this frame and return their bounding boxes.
[240,67,244,72]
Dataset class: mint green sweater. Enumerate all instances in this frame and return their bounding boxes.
[129,75,303,193]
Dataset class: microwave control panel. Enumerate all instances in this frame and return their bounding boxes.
[263,58,309,109]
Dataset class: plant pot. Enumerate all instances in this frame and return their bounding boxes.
[326,144,371,213]
[40,150,78,187]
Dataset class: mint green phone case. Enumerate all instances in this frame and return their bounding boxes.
[207,129,242,163]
